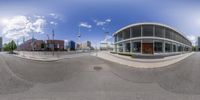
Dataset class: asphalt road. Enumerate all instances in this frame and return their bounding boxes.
[0,52,200,100]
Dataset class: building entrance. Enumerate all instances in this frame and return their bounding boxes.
[142,43,153,54]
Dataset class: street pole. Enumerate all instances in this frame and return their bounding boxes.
[75,26,81,53]
[52,29,55,56]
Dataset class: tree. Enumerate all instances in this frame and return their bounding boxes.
[3,40,17,53]
[192,46,196,51]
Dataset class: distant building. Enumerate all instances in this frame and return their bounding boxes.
[76,43,82,50]
[18,39,64,51]
[82,41,92,50]
[68,40,76,51]
[0,37,2,51]
[18,39,45,51]
[100,42,113,50]
[46,40,64,51]
[198,37,200,51]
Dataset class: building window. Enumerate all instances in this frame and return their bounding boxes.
[131,26,141,37]
[142,25,153,36]
[114,35,117,42]
[132,41,141,53]
[173,44,177,52]
[117,43,123,52]
[165,42,172,52]
[125,42,130,52]
[155,26,165,38]
[117,32,123,41]
[124,28,130,39]
[154,41,163,53]
[165,29,172,39]
[178,44,182,52]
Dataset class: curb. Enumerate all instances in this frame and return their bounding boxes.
[13,55,71,62]
[93,52,195,68]
[107,52,194,63]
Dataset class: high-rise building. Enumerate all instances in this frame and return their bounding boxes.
[198,37,200,51]
[68,40,76,51]
[0,37,2,51]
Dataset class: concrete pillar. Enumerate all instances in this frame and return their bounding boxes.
[130,41,133,53]
[141,40,143,54]
[163,41,165,53]
[123,42,125,52]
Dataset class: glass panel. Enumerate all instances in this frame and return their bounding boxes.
[124,28,130,39]
[114,35,117,42]
[117,32,123,41]
[131,26,141,37]
[117,43,123,52]
[173,44,176,52]
[178,44,182,52]
[155,26,165,38]
[142,25,153,36]
[165,42,172,52]
[165,29,171,39]
[132,41,141,53]
[125,42,130,52]
[154,41,163,53]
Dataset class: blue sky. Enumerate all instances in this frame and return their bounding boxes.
[0,0,200,46]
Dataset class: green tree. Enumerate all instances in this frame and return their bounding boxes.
[192,46,196,51]
[3,40,17,53]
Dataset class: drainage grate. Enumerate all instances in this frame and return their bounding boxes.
[93,66,102,71]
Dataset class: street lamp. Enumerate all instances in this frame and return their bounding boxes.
[77,26,81,51]
[52,29,55,56]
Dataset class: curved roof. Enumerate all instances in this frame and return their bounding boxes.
[113,22,191,43]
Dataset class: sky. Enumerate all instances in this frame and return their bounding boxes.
[0,0,200,46]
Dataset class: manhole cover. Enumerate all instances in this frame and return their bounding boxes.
[93,66,102,71]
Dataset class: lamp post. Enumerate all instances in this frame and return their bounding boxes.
[77,26,81,51]
[52,29,55,56]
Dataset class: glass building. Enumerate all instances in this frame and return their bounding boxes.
[113,23,192,55]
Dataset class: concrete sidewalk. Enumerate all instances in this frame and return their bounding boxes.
[14,51,92,62]
[92,51,194,68]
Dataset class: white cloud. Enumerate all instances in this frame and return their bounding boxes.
[79,22,92,28]
[1,15,46,39]
[50,21,58,26]
[64,39,68,42]
[49,13,59,19]
[33,18,46,33]
[100,34,112,43]
[105,19,111,22]
[33,15,45,19]
[187,35,197,46]
[94,19,111,26]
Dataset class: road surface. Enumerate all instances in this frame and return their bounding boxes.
[0,52,200,100]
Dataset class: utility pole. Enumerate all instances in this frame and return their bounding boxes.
[46,34,50,50]
[77,26,81,50]
[52,29,55,56]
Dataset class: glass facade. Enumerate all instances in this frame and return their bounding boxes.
[154,41,163,53]
[131,26,141,37]
[155,26,165,38]
[125,42,130,52]
[142,25,154,36]
[114,23,192,55]
[165,42,172,52]
[132,41,141,53]
[124,28,130,39]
